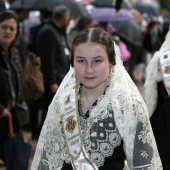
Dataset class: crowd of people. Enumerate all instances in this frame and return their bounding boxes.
[0,0,170,169]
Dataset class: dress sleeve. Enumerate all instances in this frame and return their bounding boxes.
[125,94,163,169]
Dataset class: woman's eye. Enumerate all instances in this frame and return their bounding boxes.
[77,60,84,63]
[94,59,102,63]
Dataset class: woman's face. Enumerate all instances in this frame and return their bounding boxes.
[0,18,17,49]
[74,42,111,89]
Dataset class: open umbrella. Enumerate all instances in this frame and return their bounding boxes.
[10,0,35,10]
[91,8,133,22]
[110,19,143,46]
[133,3,159,17]
[91,0,122,9]
[32,0,89,17]
[91,0,131,10]
[10,0,89,17]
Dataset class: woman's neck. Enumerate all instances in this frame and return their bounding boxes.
[80,82,108,114]
[82,81,108,104]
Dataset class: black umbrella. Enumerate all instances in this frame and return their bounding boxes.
[110,19,143,46]
[91,0,130,11]
[32,0,89,17]
[133,3,159,17]
[3,113,31,170]
[10,0,35,10]
[10,0,89,17]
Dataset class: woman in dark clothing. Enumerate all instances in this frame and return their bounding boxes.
[145,27,170,169]
[36,5,71,137]
[0,10,29,165]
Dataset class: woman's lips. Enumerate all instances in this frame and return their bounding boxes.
[84,77,95,80]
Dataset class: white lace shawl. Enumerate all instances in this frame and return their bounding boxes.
[144,27,170,117]
[31,43,162,170]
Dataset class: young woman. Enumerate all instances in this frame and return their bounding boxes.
[31,28,162,170]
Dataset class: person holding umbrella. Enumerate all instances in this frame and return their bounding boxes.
[0,10,29,168]
[31,28,162,170]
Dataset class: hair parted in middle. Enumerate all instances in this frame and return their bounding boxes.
[70,27,116,67]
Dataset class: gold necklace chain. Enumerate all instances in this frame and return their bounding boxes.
[82,87,92,109]
[82,82,108,111]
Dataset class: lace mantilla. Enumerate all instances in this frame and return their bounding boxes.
[145,27,170,117]
[31,43,162,170]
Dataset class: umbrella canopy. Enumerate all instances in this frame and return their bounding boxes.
[10,0,35,10]
[32,0,89,17]
[133,3,159,17]
[91,8,133,22]
[91,0,121,8]
[91,0,131,10]
[110,19,143,46]
[10,0,89,18]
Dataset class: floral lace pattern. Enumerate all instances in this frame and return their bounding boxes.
[31,43,162,170]
[80,103,122,167]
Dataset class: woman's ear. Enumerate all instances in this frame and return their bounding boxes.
[109,63,114,69]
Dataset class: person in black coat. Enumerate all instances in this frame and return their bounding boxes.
[0,10,29,166]
[27,10,52,140]
[36,5,71,134]
[29,10,52,55]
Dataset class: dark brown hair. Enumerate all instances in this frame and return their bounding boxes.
[70,27,116,67]
[0,10,20,46]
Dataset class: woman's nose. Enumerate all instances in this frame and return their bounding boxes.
[86,63,93,73]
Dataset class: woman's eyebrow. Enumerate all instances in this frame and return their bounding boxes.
[75,56,84,58]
